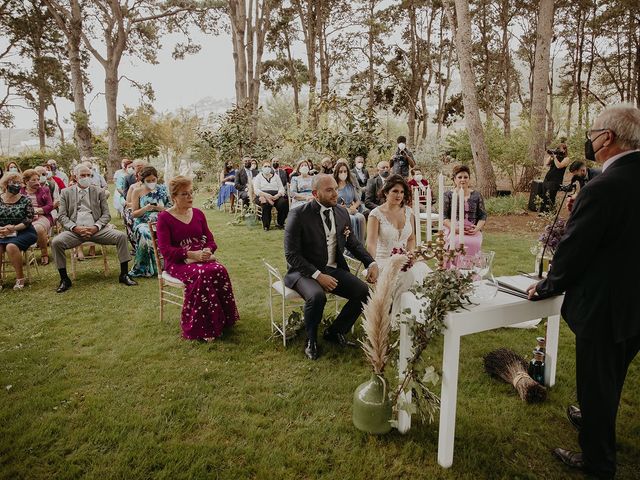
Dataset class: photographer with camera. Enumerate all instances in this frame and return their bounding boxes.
[390,135,416,179]
[542,143,571,210]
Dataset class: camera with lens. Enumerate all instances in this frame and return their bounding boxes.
[546,148,566,159]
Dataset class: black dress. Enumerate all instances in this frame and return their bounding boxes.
[543,161,566,208]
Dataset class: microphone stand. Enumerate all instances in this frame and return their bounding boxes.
[537,184,575,279]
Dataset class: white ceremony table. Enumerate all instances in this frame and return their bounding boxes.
[396,286,564,468]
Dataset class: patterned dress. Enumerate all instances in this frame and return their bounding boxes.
[0,195,37,250]
[129,185,172,277]
[156,208,239,339]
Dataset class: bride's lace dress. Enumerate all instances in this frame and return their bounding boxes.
[369,206,430,323]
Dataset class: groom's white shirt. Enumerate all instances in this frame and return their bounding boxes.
[312,201,337,279]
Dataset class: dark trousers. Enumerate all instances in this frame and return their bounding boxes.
[575,333,640,478]
[293,266,369,342]
[256,196,289,228]
[238,189,251,207]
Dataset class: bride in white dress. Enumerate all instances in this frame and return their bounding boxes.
[366,175,430,323]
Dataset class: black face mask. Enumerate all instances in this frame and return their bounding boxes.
[585,131,607,161]
[7,184,21,195]
[244,162,252,169]
[380,170,390,179]
[272,162,279,169]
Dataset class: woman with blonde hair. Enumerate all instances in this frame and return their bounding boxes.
[156,176,239,341]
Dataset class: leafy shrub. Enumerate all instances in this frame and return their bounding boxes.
[484,193,528,216]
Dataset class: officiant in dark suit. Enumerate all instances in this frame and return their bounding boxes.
[528,104,640,479]
[284,174,379,360]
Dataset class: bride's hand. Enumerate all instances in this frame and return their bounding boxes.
[366,263,379,283]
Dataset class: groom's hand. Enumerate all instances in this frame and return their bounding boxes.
[317,273,338,292]
[366,263,379,283]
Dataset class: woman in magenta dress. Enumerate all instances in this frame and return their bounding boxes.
[156,176,239,341]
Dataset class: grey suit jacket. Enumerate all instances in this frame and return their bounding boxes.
[57,185,111,231]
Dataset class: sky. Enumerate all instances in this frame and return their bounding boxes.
[6,29,237,130]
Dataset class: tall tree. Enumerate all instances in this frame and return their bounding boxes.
[43,0,93,157]
[519,0,554,191]
[228,0,277,138]
[445,0,496,197]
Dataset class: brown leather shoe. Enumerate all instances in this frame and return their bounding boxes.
[553,448,584,470]
[567,404,582,430]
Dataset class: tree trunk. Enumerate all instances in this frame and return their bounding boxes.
[447,0,496,197]
[519,0,553,192]
[284,31,301,125]
[105,67,120,176]
[294,0,318,128]
[229,0,248,106]
[367,0,375,114]
[68,0,92,157]
[37,90,46,150]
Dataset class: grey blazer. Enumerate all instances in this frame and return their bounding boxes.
[57,185,111,231]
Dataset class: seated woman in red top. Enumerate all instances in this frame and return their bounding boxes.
[156,176,239,342]
[20,169,54,265]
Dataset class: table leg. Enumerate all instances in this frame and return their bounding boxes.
[545,315,560,387]
[397,320,413,433]
[437,331,461,468]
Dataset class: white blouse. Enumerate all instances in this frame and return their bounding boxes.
[253,173,285,196]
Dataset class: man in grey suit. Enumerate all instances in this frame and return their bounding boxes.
[52,165,137,293]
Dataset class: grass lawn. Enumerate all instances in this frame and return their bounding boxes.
[1,199,638,479]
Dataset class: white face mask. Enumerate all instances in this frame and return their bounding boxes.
[398,142,406,151]
[46,171,53,178]
[262,166,272,176]
[39,175,47,183]
[356,163,364,169]
[414,174,423,182]
[9,167,18,173]
[299,166,309,175]
[127,167,135,175]
[77,177,91,188]
[338,172,348,181]
[145,181,157,191]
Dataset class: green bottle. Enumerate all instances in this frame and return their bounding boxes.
[528,350,545,384]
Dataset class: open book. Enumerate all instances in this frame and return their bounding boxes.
[496,275,539,298]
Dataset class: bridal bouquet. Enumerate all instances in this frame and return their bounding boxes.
[390,247,414,272]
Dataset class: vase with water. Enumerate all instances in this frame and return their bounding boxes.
[469,250,498,303]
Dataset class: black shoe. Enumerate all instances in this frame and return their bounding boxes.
[304,339,319,360]
[553,448,584,470]
[56,278,72,293]
[323,329,357,347]
[567,405,582,431]
[275,224,284,230]
[119,274,138,286]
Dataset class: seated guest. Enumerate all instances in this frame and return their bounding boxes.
[46,159,69,186]
[45,163,66,191]
[320,157,334,174]
[334,160,366,243]
[35,165,60,210]
[271,157,289,186]
[408,167,430,211]
[351,156,370,201]
[234,156,258,208]
[284,174,379,360]
[129,166,171,277]
[5,161,21,174]
[123,159,146,203]
[216,161,237,210]
[0,172,37,290]
[364,160,390,212]
[20,169,53,265]
[289,159,314,209]
[156,176,239,341]
[253,162,289,231]
[307,159,319,176]
[123,160,147,249]
[443,164,487,258]
[113,158,133,216]
[51,164,137,293]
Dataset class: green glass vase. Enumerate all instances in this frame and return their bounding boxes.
[352,373,392,434]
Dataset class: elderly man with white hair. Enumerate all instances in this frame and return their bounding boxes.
[51,164,137,293]
[528,104,640,479]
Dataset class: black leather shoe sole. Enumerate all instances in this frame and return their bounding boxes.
[56,280,72,293]
[552,448,584,470]
[567,405,582,431]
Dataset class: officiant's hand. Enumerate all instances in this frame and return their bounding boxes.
[366,263,379,283]
[527,283,539,300]
[317,273,338,292]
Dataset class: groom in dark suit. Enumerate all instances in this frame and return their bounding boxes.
[284,174,379,360]
[529,104,640,479]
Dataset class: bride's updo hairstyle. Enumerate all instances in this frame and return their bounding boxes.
[378,174,412,206]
